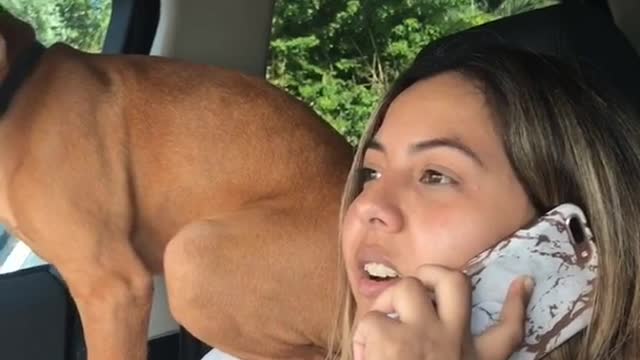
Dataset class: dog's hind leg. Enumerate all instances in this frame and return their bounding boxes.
[164,206,338,360]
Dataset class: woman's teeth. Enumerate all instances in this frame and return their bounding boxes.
[364,262,399,280]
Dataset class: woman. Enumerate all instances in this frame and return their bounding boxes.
[330,46,640,359]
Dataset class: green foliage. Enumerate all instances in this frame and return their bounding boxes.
[267,0,556,144]
[0,0,110,53]
[493,0,559,17]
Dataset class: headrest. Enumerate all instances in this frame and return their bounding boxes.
[414,3,640,109]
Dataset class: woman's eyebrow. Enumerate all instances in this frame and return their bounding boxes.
[410,137,485,168]
[365,139,385,152]
[365,137,485,168]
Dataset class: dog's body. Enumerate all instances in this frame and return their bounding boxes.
[0,13,352,360]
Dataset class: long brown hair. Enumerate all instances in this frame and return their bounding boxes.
[328,47,640,359]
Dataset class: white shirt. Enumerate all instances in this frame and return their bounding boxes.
[201,348,241,360]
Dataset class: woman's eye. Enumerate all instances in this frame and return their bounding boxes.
[420,170,456,185]
[359,167,380,183]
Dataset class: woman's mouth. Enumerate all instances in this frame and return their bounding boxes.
[357,261,401,298]
[364,262,399,280]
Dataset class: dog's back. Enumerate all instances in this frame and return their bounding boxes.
[121,53,353,271]
[5,42,352,269]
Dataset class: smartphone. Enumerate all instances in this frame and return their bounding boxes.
[463,203,598,360]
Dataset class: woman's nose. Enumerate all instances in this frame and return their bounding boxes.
[352,187,404,233]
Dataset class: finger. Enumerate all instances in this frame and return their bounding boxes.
[353,311,401,360]
[414,264,472,336]
[369,277,437,325]
[475,276,534,360]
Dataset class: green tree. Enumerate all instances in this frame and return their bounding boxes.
[267,0,556,144]
[493,0,558,17]
[0,0,110,53]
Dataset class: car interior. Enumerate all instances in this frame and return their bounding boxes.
[0,0,638,359]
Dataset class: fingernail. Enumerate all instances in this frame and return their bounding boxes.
[522,276,535,295]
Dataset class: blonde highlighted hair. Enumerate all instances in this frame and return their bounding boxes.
[327,47,640,359]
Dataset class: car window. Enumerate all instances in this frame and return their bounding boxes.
[0,0,111,53]
[0,0,112,274]
[0,226,47,274]
[267,0,560,144]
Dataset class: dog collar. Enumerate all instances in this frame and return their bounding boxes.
[0,41,46,116]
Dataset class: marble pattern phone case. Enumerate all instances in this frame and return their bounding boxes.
[464,203,598,360]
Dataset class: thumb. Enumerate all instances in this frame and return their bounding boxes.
[474,276,534,360]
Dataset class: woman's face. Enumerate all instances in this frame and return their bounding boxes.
[342,71,537,322]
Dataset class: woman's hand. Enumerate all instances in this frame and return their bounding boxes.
[352,265,533,360]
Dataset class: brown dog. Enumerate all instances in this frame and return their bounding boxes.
[0,12,352,360]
